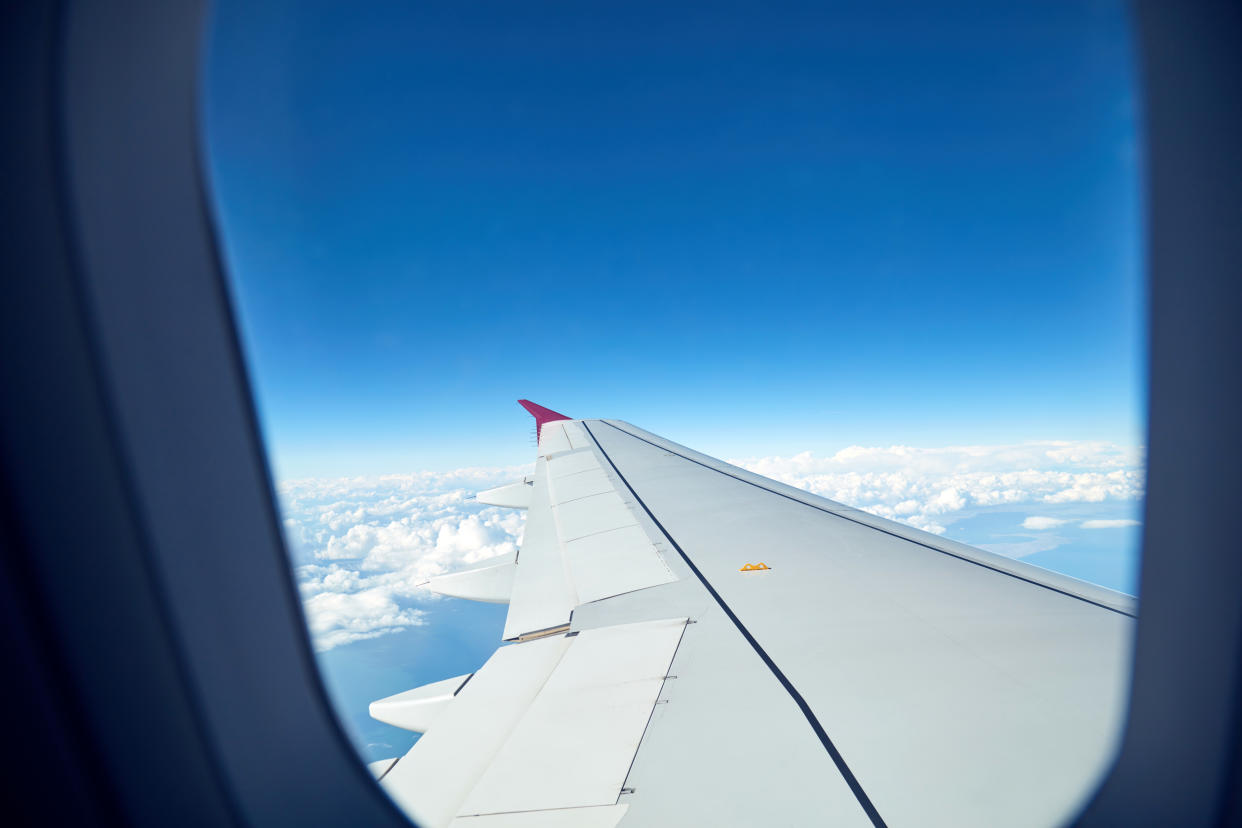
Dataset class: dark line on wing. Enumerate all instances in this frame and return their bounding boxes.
[452,672,475,697]
[618,620,691,801]
[599,420,1134,618]
[582,421,888,828]
[376,756,399,782]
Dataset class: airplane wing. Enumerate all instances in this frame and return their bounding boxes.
[370,403,1135,828]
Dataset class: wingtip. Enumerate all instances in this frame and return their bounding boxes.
[517,399,572,441]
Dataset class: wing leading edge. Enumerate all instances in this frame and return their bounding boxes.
[372,405,1134,828]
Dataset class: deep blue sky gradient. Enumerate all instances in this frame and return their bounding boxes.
[205,0,1143,478]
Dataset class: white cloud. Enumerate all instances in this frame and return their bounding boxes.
[1022,516,1069,530]
[303,588,428,651]
[278,465,530,651]
[977,535,1068,559]
[732,441,1144,534]
[1081,519,1141,529]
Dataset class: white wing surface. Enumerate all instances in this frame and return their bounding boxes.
[373,404,1135,827]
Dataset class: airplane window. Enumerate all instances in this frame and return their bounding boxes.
[204,0,1144,823]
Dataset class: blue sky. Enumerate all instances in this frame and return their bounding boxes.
[205,0,1145,766]
[205,0,1143,479]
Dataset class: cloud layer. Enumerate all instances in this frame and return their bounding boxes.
[1022,516,1069,530]
[278,466,530,650]
[1081,518,1142,529]
[732,441,1144,535]
[280,440,1144,650]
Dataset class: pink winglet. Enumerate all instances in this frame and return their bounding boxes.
[518,399,572,441]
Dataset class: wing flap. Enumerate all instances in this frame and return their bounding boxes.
[459,618,686,815]
[565,525,677,604]
[381,633,574,828]
[381,619,686,828]
[553,490,636,541]
[549,466,615,502]
[548,449,601,479]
